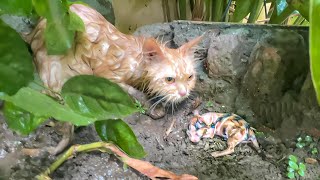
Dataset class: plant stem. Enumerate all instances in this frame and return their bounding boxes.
[36,142,107,180]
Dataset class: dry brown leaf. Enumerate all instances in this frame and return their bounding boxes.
[192,97,202,110]
[106,144,198,180]
[305,157,318,164]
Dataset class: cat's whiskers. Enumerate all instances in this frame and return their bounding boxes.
[149,94,170,113]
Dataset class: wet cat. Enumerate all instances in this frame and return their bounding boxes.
[27,4,202,119]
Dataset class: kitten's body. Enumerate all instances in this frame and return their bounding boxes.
[28,4,201,117]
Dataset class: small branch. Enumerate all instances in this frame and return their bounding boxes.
[36,142,198,180]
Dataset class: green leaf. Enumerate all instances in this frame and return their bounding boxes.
[289,160,299,170]
[298,169,305,176]
[95,119,146,159]
[287,167,295,172]
[297,137,303,142]
[296,142,304,148]
[299,162,306,171]
[289,155,298,162]
[179,0,187,20]
[276,0,288,15]
[3,102,47,135]
[0,0,33,16]
[0,21,34,95]
[0,87,95,126]
[232,0,254,22]
[247,0,264,23]
[61,75,138,120]
[45,19,74,55]
[27,73,46,92]
[33,0,75,55]
[211,0,224,22]
[287,171,295,179]
[68,11,85,32]
[310,0,320,105]
[269,5,295,24]
[311,147,318,154]
[305,135,312,142]
[32,0,66,21]
[287,0,309,21]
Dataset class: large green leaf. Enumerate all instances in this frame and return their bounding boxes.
[32,0,66,21]
[0,87,95,126]
[232,0,254,22]
[0,0,32,16]
[310,0,320,105]
[0,21,34,95]
[3,102,48,135]
[95,119,146,159]
[61,75,138,120]
[32,0,85,55]
[287,0,310,21]
[44,19,74,55]
[68,11,85,31]
[247,0,264,23]
[269,5,294,24]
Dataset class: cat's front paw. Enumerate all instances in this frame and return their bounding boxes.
[146,104,166,119]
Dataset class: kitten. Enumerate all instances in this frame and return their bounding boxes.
[28,4,202,119]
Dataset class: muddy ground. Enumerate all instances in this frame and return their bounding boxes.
[1,22,320,180]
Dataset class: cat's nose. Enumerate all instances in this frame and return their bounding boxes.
[179,90,187,97]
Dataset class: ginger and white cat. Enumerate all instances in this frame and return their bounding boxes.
[28,4,202,118]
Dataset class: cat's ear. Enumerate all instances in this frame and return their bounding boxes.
[142,38,164,61]
[179,35,203,57]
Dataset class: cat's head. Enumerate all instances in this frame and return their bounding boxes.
[141,36,202,103]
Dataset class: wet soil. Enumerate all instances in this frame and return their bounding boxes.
[1,22,320,180]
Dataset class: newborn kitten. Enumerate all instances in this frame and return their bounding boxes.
[28,4,202,119]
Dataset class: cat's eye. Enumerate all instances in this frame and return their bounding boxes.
[188,74,193,80]
[165,77,175,84]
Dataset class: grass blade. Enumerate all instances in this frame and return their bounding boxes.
[248,0,264,23]
[178,0,187,20]
[310,0,320,105]
[211,0,224,21]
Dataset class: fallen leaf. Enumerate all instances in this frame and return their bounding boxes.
[106,144,198,180]
[305,157,318,164]
[192,97,202,109]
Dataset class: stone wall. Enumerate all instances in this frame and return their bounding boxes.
[135,21,319,139]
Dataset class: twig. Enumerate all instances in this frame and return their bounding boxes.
[36,142,198,180]
[165,118,177,138]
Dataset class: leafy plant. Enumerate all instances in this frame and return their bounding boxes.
[296,135,318,155]
[287,155,306,179]
[0,0,146,163]
[134,99,146,114]
[206,100,214,107]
